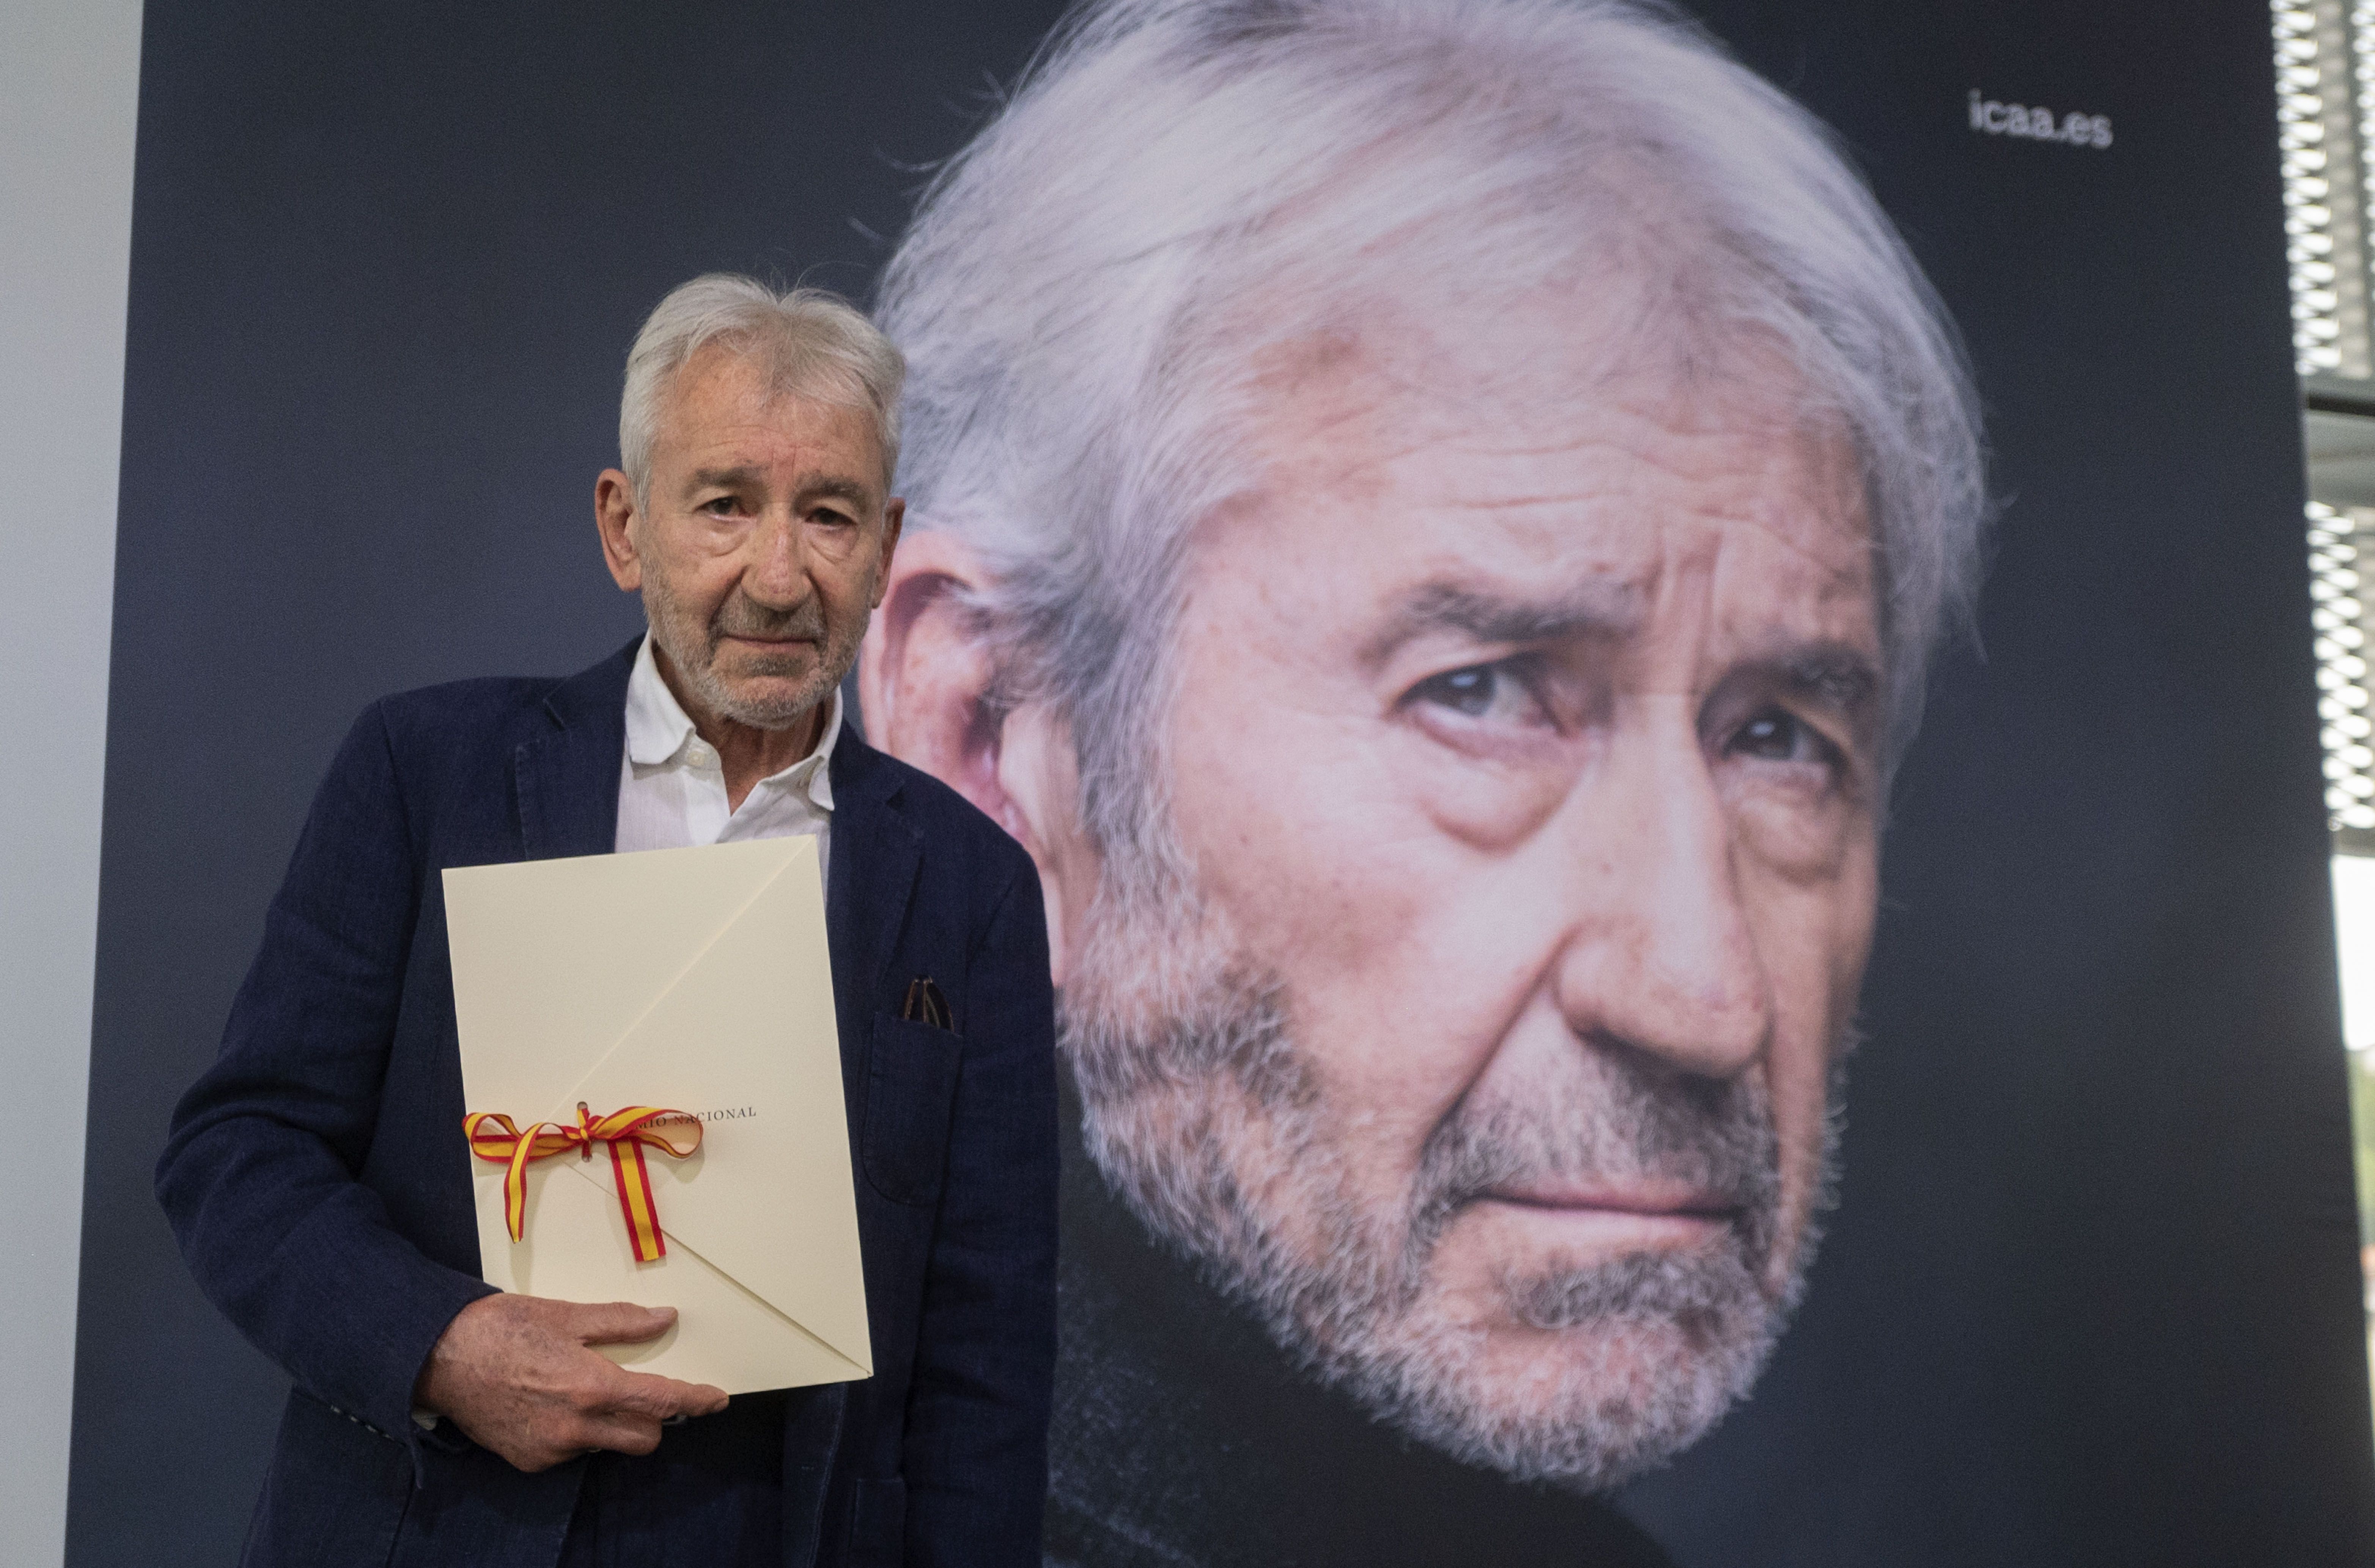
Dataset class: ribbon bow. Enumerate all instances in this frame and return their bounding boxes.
[464,1102,703,1263]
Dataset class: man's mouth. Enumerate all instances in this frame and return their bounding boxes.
[717,632,820,650]
[1472,1181,1741,1249]
[1482,1179,1738,1218]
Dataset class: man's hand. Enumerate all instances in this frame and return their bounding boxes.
[414,1293,730,1472]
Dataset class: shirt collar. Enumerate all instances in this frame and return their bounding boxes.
[803,687,842,812]
[624,633,842,811]
[624,635,697,767]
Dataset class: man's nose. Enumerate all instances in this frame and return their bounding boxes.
[1548,709,1771,1081]
[740,508,816,609]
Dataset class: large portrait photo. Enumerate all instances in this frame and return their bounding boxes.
[61,0,2375,1563]
[855,3,1978,1560]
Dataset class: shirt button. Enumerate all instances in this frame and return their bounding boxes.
[686,742,714,768]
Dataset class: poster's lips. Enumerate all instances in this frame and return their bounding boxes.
[1480,1180,1738,1221]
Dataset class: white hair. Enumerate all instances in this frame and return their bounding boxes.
[621,274,904,501]
[877,0,1988,864]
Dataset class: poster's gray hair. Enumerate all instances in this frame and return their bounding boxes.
[621,274,904,503]
[877,0,1988,864]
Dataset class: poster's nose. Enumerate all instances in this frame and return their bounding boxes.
[1548,721,1770,1081]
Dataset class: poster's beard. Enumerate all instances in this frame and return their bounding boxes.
[642,572,861,731]
[1061,867,1839,1492]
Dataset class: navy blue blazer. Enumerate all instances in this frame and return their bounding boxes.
[156,641,1059,1568]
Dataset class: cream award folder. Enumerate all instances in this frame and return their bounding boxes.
[443,836,871,1394]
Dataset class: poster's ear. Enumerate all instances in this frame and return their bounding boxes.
[860,529,1008,819]
[859,530,1096,983]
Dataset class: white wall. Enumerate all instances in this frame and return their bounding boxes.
[0,1,145,1563]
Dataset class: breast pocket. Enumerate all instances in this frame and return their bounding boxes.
[862,1013,964,1206]
[846,1475,907,1566]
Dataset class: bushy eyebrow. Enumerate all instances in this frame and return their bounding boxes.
[1369,583,1883,718]
[1764,644,1883,720]
[1364,581,1644,662]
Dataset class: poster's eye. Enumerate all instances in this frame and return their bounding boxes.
[1404,658,1550,728]
[1728,707,1837,767]
[1412,665,1496,716]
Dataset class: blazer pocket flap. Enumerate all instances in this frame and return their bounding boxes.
[848,1475,908,1566]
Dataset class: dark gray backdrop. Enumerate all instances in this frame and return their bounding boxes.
[68,2,2375,1563]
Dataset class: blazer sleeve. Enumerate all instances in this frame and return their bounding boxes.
[900,854,1060,1565]
[154,702,494,1461]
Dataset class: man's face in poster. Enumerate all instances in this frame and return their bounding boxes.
[862,0,1975,1495]
[868,287,1879,1488]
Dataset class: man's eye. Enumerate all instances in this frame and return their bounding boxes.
[1728,709,1832,765]
[1405,660,1548,726]
[699,496,742,516]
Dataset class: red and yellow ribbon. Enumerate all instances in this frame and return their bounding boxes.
[464,1103,702,1263]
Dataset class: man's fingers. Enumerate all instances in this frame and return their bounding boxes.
[420,1295,727,1475]
[577,1412,666,1458]
[506,1441,577,1475]
[569,1300,678,1346]
[604,1368,730,1420]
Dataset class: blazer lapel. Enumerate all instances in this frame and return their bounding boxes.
[513,640,637,862]
[825,735,923,1039]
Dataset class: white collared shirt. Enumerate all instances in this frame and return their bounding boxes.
[614,634,840,879]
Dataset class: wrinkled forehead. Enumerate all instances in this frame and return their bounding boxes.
[1172,379,1876,762]
[654,340,890,488]
[1224,279,1872,578]
[1149,295,1881,734]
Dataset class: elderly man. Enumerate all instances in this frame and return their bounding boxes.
[158,277,1059,1567]
[858,0,1985,1562]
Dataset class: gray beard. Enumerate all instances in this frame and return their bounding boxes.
[641,573,861,731]
[1060,885,1839,1492]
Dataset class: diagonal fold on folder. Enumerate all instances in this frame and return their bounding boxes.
[444,836,871,1394]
